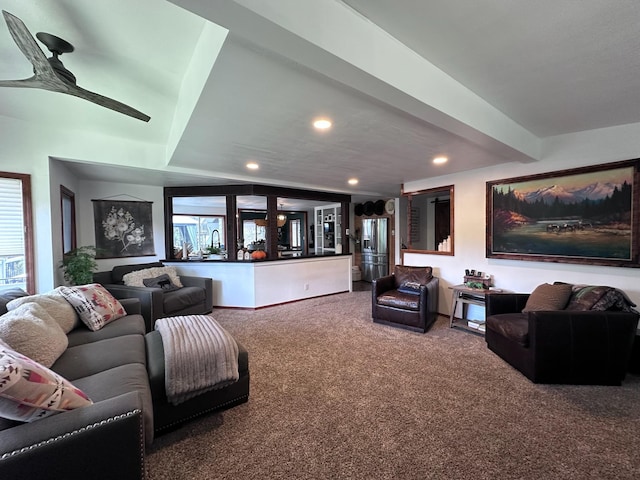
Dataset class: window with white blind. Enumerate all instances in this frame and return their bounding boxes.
[0,172,34,293]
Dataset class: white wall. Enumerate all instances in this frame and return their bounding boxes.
[0,118,55,293]
[3,110,640,302]
[49,160,81,286]
[403,123,640,316]
[0,114,168,292]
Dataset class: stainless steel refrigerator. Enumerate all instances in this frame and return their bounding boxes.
[361,218,388,282]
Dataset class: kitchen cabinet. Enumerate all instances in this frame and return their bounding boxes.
[314,204,341,254]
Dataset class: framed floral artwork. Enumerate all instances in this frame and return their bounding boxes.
[486,159,639,267]
[92,200,155,258]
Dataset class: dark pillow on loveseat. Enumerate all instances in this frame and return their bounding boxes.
[143,274,181,292]
[522,283,572,312]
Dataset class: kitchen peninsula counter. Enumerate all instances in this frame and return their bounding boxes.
[164,254,352,308]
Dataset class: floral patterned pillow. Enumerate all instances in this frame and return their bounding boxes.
[59,283,126,331]
[0,340,92,422]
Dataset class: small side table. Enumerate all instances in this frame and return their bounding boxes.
[448,285,503,335]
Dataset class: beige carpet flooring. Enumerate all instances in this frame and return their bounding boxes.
[146,290,640,480]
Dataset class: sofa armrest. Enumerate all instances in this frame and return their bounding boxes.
[179,275,213,312]
[528,310,639,384]
[99,284,163,333]
[421,276,439,315]
[485,293,530,316]
[119,297,142,316]
[0,392,146,480]
[373,274,395,296]
[372,274,395,308]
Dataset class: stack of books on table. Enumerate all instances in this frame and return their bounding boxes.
[467,319,486,332]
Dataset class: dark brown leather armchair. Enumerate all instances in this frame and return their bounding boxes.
[485,291,639,385]
[372,265,439,333]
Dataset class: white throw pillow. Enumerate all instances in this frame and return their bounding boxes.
[0,303,68,367]
[7,288,80,333]
[122,266,183,288]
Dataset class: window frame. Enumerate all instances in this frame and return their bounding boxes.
[171,214,226,254]
[60,185,77,255]
[0,171,35,294]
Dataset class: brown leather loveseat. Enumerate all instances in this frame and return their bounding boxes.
[485,283,639,385]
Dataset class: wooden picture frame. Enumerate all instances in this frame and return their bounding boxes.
[60,185,76,255]
[486,159,639,267]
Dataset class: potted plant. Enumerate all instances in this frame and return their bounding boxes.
[60,245,98,285]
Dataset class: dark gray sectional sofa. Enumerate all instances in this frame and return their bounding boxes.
[0,289,249,479]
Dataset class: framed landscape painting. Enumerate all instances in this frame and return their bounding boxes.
[486,159,639,267]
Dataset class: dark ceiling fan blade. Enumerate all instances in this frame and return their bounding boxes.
[0,73,67,90]
[2,11,54,78]
[0,76,150,121]
[66,84,151,122]
[1,10,150,122]
[0,77,40,88]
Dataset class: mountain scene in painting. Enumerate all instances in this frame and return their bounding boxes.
[491,166,633,259]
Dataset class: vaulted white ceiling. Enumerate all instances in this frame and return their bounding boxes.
[1,0,639,199]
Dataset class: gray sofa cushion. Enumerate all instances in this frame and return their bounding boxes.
[72,363,154,444]
[52,335,146,381]
[67,314,146,347]
[163,287,206,315]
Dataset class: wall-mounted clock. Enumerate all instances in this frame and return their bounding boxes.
[385,199,395,215]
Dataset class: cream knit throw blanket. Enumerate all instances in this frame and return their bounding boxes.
[155,315,239,405]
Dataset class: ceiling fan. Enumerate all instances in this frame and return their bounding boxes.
[0,10,150,122]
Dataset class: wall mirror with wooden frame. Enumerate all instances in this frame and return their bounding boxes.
[400,185,454,255]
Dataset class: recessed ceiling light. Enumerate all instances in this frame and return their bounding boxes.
[348,178,359,185]
[433,156,448,164]
[246,162,259,170]
[313,118,332,130]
